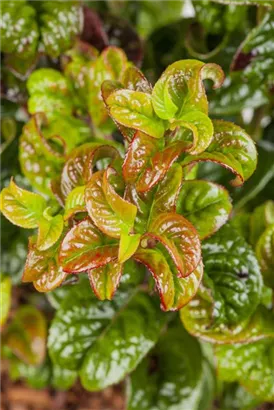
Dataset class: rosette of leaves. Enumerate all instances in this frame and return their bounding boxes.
[1,0,83,78]
[0,58,258,312]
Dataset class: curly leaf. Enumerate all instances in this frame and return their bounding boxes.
[23,236,67,292]
[145,212,201,278]
[216,339,274,401]
[80,291,166,391]
[152,60,224,119]
[85,169,137,238]
[59,218,119,274]
[176,180,232,239]
[134,247,203,311]
[180,224,263,343]
[256,224,274,288]
[0,179,46,229]
[61,142,120,198]
[64,186,86,220]
[89,261,123,301]
[181,120,257,186]
[106,89,166,139]
[0,277,11,327]
[4,305,47,365]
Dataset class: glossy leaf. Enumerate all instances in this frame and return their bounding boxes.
[127,325,215,410]
[4,305,47,365]
[216,339,274,401]
[0,179,46,229]
[59,218,119,273]
[0,277,11,327]
[256,224,274,288]
[118,232,141,264]
[121,66,152,93]
[23,236,67,292]
[85,170,137,238]
[64,186,86,220]
[152,59,224,119]
[80,291,166,391]
[180,224,263,343]
[249,201,274,246]
[134,247,203,311]
[176,180,232,239]
[146,212,201,278]
[89,261,123,301]
[37,212,63,251]
[182,120,257,186]
[106,90,166,139]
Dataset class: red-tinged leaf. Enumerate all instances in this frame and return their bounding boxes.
[123,131,187,192]
[4,306,47,365]
[144,212,201,278]
[23,237,67,292]
[101,47,128,80]
[85,169,137,238]
[134,248,203,311]
[152,60,224,120]
[61,142,120,198]
[106,89,166,139]
[64,186,86,221]
[88,261,123,301]
[59,218,119,273]
[181,120,257,186]
[121,66,152,93]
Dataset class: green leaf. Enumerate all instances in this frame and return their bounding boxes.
[0,276,12,326]
[146,212,201,278]
[152,60,224,119]
[126,325,215,410]
[119,232,141,263]
[64,186,86,220]
[4,305,47,365]
[48,277,129,370]
[37,211,63,251]
[59,218,119,273]
[88,262,123,301]
[80,291,166,391]
[176,180,232,239]
[0,179,46,228]
[85,169,137,238]
[23,236,67,292]
[121,66,152,93]
[106,89,166,139]
[134,247,203,311]
[220,383,262,410]
[216,339,274,401]
[256,224,274,288]
[51,364,77,390]
[182,120,257,186]
[249,201,274,246]
[180,224,263,343]
[10,358,51,390]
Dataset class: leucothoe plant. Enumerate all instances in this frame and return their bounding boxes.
[0,52,258,312]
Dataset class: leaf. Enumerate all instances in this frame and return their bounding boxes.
[123,131,187,192]
[106,89,166,139]
[180,224,263,343]
[231,10,274,86]
[126,325,215,410]
[37,212,64,251]
[4,305,47,365]
[23,236,67,292]
[0,179,46,229]
[121,66,152,93]
[134,247,203,311]
[61,142,120,198]
[249,201,274,246]
[256,224,274,288]
[0,277,11,327]
[80,291,166,391]
[152,59,224,119]
[88,261,123,301]
[48,277,129,370]
[59,218,119,273]
[51,363,77,390]
[220,383,262,410]
[85,169,137,238]
[176,180,232,239]
[64,186,86,220]
[118,232,141,263]
[181,120,257,186]
[10,358,51,390]
[146,212,201,278]
[216,339,274,401]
